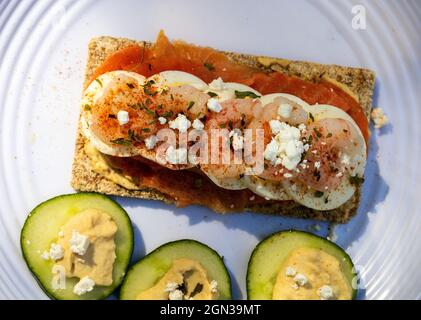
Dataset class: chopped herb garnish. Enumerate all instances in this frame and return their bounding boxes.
[234,90,261,99]
[145,98,152,105]
[314,191,324,198]
[228,120,233,130]
[128,129,142,142]
[178,282,187,295]
[349,175,365,186]
[204,62,215,71]
[207,91,218,98]
[170,93,174,101]
[190,283,203,297]
[148,119,158,125]
[84,104,91,111]
[128,129,135,140]
[95,79,103,87]
[309,113,315,122]
[187,101,195,110]
[326,132,333,138]
[143,86,157,96]
[313,128,322,138]
[220,123,227,128]
[189,283,203,298]
[145,109,157,117]
[141,128,151,132]
[313,170,321,181]
[240,115,246,127]
[143,80,157,96]
[157,104,163,110]
[110,138,131,146]
[308,135,313,144]
[130,102,144,110]
[126,83,135,89]
[162,111,174,118]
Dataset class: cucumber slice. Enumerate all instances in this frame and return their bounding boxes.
[120,240,232,300]
[21,193,133,300]
[247,230,357,300]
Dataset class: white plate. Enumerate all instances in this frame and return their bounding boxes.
[0,0,420,300]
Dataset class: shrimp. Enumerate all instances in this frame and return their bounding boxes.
[83,70,210,154]
[199,98,263,189]
[295,118,366,192]
[90,82,208,144]
[246,96,309,181]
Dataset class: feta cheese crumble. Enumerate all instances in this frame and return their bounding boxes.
[230,130,244,150]
[277,103,293,118]
[41,251,50,260]
[169,113,191,133]
[371,108,388,129]
[69,231,90,256]
[285,266,297,277]
[164,282,179,292]
[318,285,335,300]
[314,161,321,170]
[49,243,64,261]
[294,273,309,286]
[117,110,129,125]
[168,289,184,300]
[264,121,305,170]
[166,146,188,165]
[158,117,167,125]
[298,123,307,132]
[144,135,158,150]
[73,276,95,296]
[208,77,226,91]
[341,154,351,166]
[210,280,218,293]
[207,98,222,113]
[192,118,204,130]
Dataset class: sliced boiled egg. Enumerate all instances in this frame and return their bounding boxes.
[81,70,146,157]
[281,168,362,211]
[243,175,291,201]
[304,104,365,145]
[203,174,247,190]
[246,97,366,209]
[153,70,207,89]
[259,93,310,110]
[206,78,261,102]
[281,109,367,211]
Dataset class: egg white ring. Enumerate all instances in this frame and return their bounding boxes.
[154,70,207,90]
[243,175,291,201]
[281,178,356,211]
[259,93,311,110]
[200,167,248,190]
[81,71,147,157]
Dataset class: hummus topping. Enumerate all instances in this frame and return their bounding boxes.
[136,258,218,300]
[272,247,352,300]
[56,209,118,286]
[84,142,139,190]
